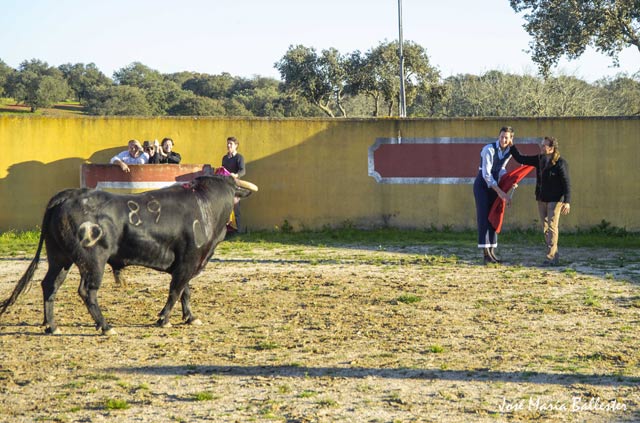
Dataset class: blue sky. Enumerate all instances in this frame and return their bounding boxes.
[1,0,638,82]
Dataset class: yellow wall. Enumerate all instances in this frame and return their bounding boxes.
[1,115,639,231]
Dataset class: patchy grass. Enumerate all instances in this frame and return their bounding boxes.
[191,392,215,401]
[3,224,639,258]
[396,294,422,304]
[104,398,130,410]
[0,230,41,256]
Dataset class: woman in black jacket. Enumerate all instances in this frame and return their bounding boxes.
[510,136,571,266]
[158,138,182,164]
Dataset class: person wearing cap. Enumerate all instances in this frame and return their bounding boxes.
[110,139,149,172]
[143,140,161,163]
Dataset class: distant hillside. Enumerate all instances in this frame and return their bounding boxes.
[0,99,85,116]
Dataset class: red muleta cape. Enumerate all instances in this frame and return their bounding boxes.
[489,165,535,233]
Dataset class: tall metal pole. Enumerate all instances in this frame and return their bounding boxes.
[398,0,407,117]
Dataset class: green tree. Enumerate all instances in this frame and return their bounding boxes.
[113,62,184,115]
[167,93,225,116]
[595,73,640,115]
[182,73,235,99]
[346,41,442,116]
[541,75,603,115]
[5,59,69,111]
[58,63,112,103]
[113,62,163,86]
[84,85,152,116]
[143,79,186,115]
[0,59,14,97]
[510,0,640,76]
[226,76,318,117]
[166,71,198,88]
[275,45,348,117]
[439,71,615,117]
[408,84,451,117]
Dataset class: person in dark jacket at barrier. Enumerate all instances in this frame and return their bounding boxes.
[157,138,182,164]
[474,126,514,264]
[510,136,571,266]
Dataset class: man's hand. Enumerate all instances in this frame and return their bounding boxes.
[117,161,130,173]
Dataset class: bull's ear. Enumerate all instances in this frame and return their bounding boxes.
[234,186,254,199]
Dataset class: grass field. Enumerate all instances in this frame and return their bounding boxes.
[0,228,638,422]
[0,98,85,116]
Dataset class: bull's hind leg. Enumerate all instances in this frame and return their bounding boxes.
[157,273,193,328]
[42,264,70,335]
[77,266,115,335]
[180,285,202,325]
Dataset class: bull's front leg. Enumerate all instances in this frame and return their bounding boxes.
[180,284,202,326]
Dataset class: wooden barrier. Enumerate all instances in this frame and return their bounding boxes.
[80,164,214,193]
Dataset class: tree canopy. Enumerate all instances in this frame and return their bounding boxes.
[4,59,69,111]
[1,37,639,117]
[510,0,640,76]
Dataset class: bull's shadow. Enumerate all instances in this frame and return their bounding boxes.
[110,364,640,388]
[0,148,122,231]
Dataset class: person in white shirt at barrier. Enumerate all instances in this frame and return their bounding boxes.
[110,139,149,172]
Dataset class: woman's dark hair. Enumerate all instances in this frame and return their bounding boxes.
[162,137,174,146]
[227,136,239,147]
[544,136,560,166]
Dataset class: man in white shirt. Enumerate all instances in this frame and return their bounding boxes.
[110,139,149,172]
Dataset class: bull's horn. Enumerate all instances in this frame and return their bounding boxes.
[236,179,258,192]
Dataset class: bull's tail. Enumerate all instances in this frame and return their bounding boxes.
[0,191,67,317]
[0,231,45,316]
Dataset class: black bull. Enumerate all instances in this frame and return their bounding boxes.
[0,175,253,335]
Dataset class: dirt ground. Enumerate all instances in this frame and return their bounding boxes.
[0,243,638,422]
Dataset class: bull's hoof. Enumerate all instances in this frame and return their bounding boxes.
[188,318,203,326]
[102,328,118,336]
[156,319,172,328]
[45,327,62,335]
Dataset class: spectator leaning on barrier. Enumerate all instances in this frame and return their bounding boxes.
[110,139,149,173]
[143,140,161,163]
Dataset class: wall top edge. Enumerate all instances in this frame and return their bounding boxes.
[1,115,639,122]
